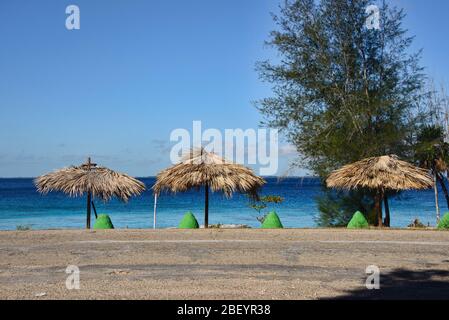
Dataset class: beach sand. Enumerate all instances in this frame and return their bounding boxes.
[1,228,449,300]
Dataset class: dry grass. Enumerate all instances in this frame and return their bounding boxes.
[35,160,145,202]
[153,148,265,197]
[326,155,433,191]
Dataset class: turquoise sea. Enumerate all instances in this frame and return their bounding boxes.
[0,177,444,230]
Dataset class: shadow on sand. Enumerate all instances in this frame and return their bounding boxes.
[328,268,449,300]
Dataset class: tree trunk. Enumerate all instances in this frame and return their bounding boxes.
[204,183,209,229]
[434,172,440,224]
[91,200,98,219]
[383,194,390,227]
[86,191,92,229]
[436,173,449,209]
[375,189,383,228]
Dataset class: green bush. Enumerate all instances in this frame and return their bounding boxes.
[261,211,283,229]
[93,214,114,229]
[438,213,449,230]
[408,218,426,229]
[347,211,369,229]
[16,225,32,231]
[316,189,376,227]
[178,212,199,229]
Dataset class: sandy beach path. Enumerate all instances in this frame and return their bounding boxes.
[1,228,449,299]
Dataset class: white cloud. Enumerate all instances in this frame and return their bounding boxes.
[279,144,298,156]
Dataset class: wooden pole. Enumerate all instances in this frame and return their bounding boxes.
[87,191,91,229]
[204,183,209,229]
[375,189,383,228]
[153,194,158,229]
[434,171,440,224]
[86,157,92,229]
[383,194,390,227]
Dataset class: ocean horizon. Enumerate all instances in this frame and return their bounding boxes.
[0,177,444,230]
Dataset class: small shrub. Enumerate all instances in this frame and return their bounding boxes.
[408,219,426,229]
[16,225,32,231]
[256,214,267,224]
[249,195,284,224]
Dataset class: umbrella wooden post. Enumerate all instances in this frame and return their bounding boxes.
[376,189,383,228]
[204,183,209,229]
[383,194,390,227]
[86,191,92,229]
[86,157,92,229]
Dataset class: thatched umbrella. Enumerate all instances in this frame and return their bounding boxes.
[153,148,266,228]
[326,155,433,227]
[35,157,146,229]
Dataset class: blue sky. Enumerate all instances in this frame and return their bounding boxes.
[0,0,448,177]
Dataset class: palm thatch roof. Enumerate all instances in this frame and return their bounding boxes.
[153,148,265,197]
[35,160,146,202]
[326,155,433,191]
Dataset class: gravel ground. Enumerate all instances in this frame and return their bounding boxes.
[1,228,449,300]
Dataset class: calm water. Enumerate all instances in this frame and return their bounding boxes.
[0,177,444,230]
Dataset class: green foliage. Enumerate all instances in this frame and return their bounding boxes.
[414,124,449,210]
[256,0,428,226]
[261,211,284,229]
[248,195,284,223]
[408,218,427,229]
[93,214,114,229]
[16,225,32,231]
[415,125,449,171]
[178,212,200,229]
[316,189,376,227]
[437,213,449,230]
[347,211,369,229]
